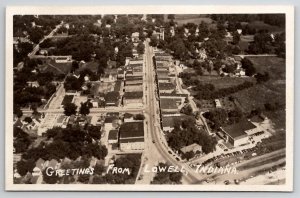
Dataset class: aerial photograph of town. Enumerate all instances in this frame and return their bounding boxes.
[9,12,289,189]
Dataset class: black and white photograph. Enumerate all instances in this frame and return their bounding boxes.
[5,5,294,191]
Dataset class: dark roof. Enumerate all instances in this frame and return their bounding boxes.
[123,91,143,99]
[104,91,120,103]
[124,113,133,118]
[162,115,189,128]
[119,122,144,138]
[160,98,179,109]
[108,130,119,140]
[104,116,118,123]
[158,83,175,90]
[222,120,256,139]
[125,76,143,81]
[120,137,144,143]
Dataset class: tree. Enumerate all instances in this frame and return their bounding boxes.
[136,41,145,55]
[24,117,33,123]
[63,102,77,116]
[14,105,23,118]
[87,125,101,141]
[180,104,193,115]
[42,169,59,184]
[167,14,175,20]
[241,58,256,76]
[78,174,90,184]
[71,61,79,72]
[94,164,105,175]
[149,35,158,47]
[182,151,195,161]
[79,101,91,116]
[16,159,35,176]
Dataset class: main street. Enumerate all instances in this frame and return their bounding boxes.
[141,39,201,184]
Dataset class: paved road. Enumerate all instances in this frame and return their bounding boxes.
[143,40,200,184]
[28,21,64,57]
[22,107,144,114]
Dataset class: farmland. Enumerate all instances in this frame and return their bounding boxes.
[174,14,216,28]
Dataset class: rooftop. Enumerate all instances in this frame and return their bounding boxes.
[108,130,119,140]
[162,115,189,128]
[160,98,180,110]
[119,122,144,138]
[123,91,143,99]
[222,120,256,139]
[158,82,175,90]
[120,137,144,143]
[104,91,120,103]
[180,143,202,154]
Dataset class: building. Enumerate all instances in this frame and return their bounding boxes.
[160,98,181,113]
[123,113,134,122]
[161,115,188,132]
[108,129,119,144]
[125,77,143,85]
[123,91,143,107]
[158,82,176,94]
[119,122,144,150]
[180,143,202,155]
[55,56,71,63]
[220,120,258,147]
[215,99,222,108]
[104,91,120,107]
[125,83,143,92]
[26,81,40,88]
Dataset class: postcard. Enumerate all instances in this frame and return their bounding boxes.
[5,5,294,191]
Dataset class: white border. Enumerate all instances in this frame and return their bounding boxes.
[5,5,294,191]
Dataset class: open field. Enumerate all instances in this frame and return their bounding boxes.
[242,21,285,34]
[174,14,216,28]
[247,56,286,80]
[195,75,255,90]
[39,58,72,74]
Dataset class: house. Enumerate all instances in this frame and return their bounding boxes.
[119,122,144,150]
[158,82,176,94]
[131,32,139,42]
[215,99,222,108]
[160,98,181,113]
[26,81,40,88]
[108,129,119,144]
[180,143,202,156]
[220,120,258,147]
[104,91,120,107]
[157,70,169,79]
[123,91,143,107]
[55,56,71,63]
[123,113,135,122]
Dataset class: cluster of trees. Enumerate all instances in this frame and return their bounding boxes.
[13,127,33,153]
[167,118,217,154]
[151,163,182,184]
[13,15,61,43]
[180,104,193,115]
[241,58,256,76]
[203,108,243,130]
[92,154,141,184]
[64,68,98,91]
[255,72,270,83]
[20,126,107,165]
[264,102,283,112]
[13,42,33,67]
